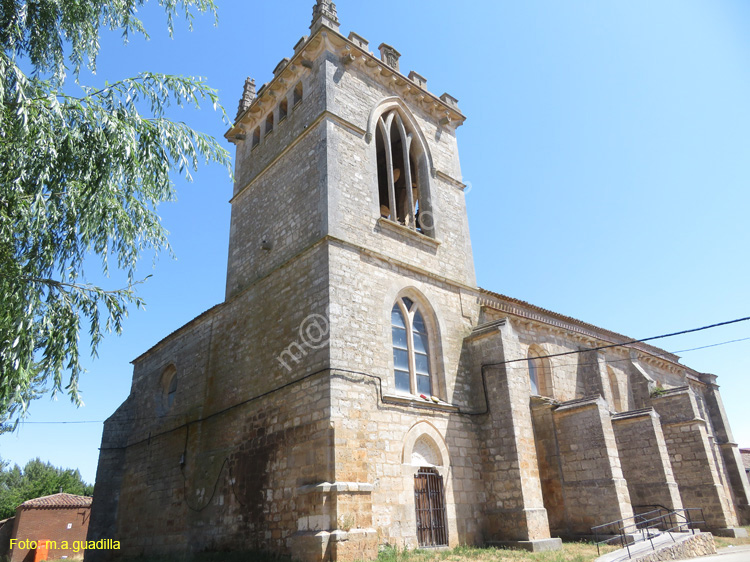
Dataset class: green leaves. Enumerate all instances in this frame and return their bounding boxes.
[0,457,94,518]
[0,0,219,81]
[0,1,231,428]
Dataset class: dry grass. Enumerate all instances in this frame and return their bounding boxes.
[362,542,616,562]
[713,525,750,550]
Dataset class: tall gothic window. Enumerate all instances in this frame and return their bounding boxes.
[392,297,432,395]
[376,110,430,235]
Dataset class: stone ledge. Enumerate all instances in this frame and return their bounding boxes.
[376,217,440,249]
[487,538,562,553]
[297,481,374,494]
[554,395,606,413]
[466,319,507,341]
[382,393,459,413]
[329,528,377,542]
[611,408,657,421]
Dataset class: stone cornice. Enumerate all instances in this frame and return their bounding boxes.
[650,385,691,399]
[381,393,459,413]
[466,319,507,341]
[226,26,465,141]
[376,217,440,250]
[611,407,658,421]
[435,170,467,190]
[553,395,605,414]
[131,303,223,365]
[477,288,696,375]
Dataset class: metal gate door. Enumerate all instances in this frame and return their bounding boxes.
[414,467,448,547]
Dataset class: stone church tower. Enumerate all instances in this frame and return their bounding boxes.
[87,2,750,561]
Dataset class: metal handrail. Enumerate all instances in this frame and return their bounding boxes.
[592,508,706,559]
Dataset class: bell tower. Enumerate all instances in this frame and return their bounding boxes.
[225,1,474,301]
[224,1,480,557]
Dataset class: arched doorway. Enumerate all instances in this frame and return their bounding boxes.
[414,467,448,547]
[411,435,448,547]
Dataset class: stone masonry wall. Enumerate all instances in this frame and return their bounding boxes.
[552,397,633,533]
[225,117,327,299]
[329,373,486,551]
[468,321,552,543]
[88,242,333,560]
[652,389,738,529]
[326,242,486,549]
[611,409,683,513]
[100,376,331,560]
[530,399,568,535]
[700,381,750,525]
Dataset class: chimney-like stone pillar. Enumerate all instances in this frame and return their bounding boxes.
[236,77,256,121]
[310,0,340,33]
[378,43,401,71]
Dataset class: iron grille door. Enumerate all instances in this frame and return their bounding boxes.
[414,467,448,547]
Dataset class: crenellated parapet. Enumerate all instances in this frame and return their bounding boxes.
[226,18,465,145]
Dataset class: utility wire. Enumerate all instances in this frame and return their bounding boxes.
[3,315,749,428]
[482,315,750,367]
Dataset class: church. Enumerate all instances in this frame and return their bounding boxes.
[87,2,750,560]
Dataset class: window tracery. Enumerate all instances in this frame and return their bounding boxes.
[376,109,430,235]
[392,296,433,396]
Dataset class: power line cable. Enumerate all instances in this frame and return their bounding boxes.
[3,315,749,428]
[481,315,750,367]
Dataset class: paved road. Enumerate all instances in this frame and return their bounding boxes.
[674,544,750,561]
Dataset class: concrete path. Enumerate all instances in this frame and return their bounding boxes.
[596,533,691,562]
[673,544,750,561]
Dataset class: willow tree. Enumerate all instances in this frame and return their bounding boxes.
[0,1,231,429]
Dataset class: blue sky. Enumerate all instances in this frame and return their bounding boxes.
[2,1,750,485]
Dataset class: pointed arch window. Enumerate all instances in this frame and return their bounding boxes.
[392,297,432,395]
[376,109,431,236]
[159,365,178,412]
[527,346,553,398]
[607,366,623,412]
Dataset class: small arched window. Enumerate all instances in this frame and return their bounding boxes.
[607,366,622,412]
[265,112,274,135]
[391,297,433,396]
[160,365,177,411]
[376,109,431,235]
[279,97,288,121]
[527,346,552,397]
[293,82,303,107]
[252,126,261,149]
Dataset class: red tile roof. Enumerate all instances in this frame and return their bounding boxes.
[19,493,92,509]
